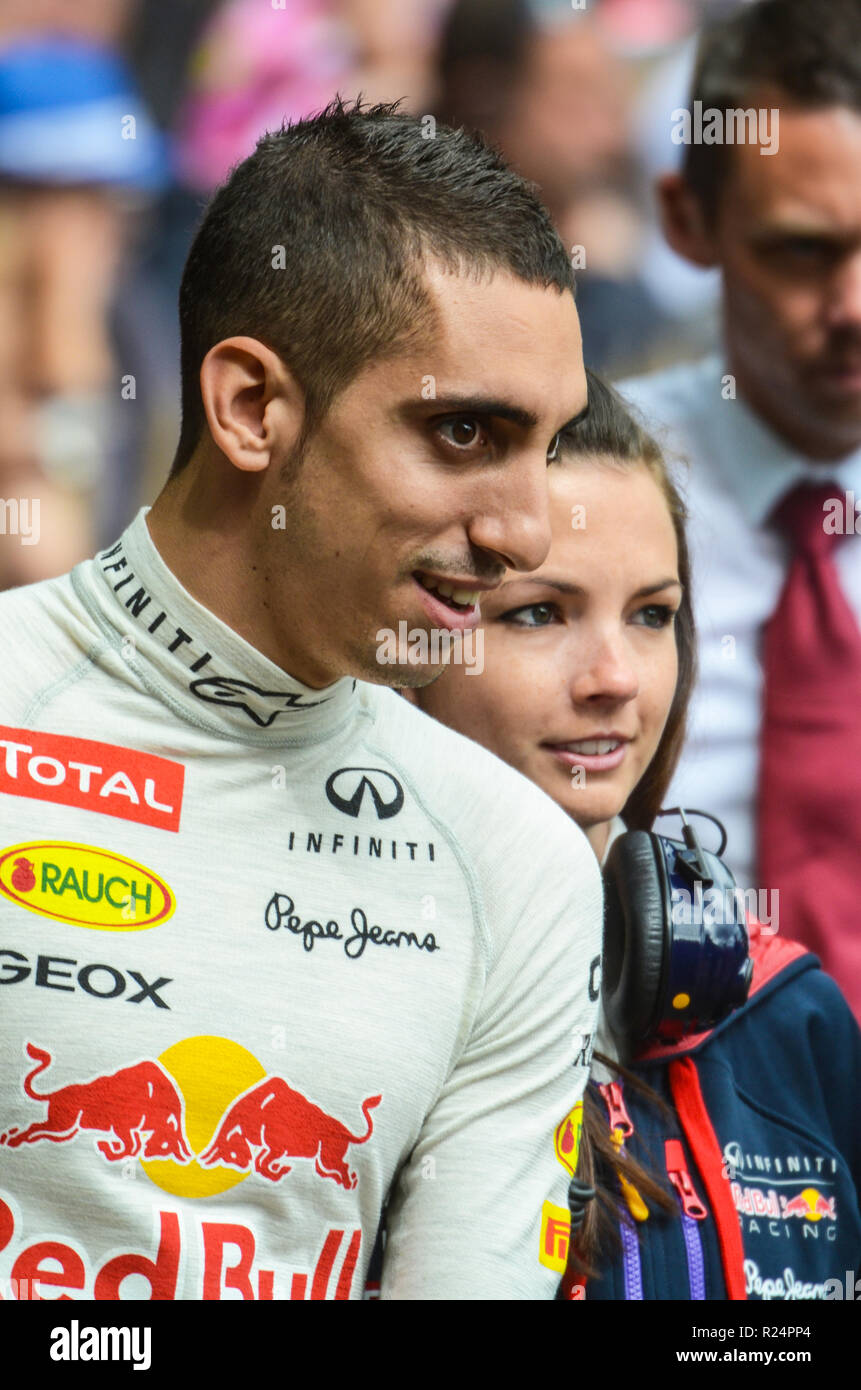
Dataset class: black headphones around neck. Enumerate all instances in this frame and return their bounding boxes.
[601,808,753,1049]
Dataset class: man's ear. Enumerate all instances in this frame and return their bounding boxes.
[199,336,304,473]
[656,173,719,269]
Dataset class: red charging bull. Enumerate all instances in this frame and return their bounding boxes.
[200,1077,381,1187]
[781,1187,836,1220]
[0,1041,192,1162]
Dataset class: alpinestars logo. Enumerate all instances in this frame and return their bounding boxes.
[325,768,404,820]
[98,539,336,727]
[190,677,333,726]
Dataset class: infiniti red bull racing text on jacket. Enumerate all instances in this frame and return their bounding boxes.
[0,508,602,1301]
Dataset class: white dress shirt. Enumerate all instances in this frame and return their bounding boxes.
[618,355,861,890]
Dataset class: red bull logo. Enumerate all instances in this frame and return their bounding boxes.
[0,1037,381,1298]
[731,1182,781,1219]
[0,1198,363,1300]
[1,1038,381,1201]
[780,1188,836,1221]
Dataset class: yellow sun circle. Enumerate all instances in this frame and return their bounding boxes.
[140,1035,266,1198]
[799,1187,824,1221]
[672,992,691,1010]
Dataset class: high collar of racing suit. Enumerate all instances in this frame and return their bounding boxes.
[72,506,359,746]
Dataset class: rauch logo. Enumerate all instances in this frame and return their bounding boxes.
[0,842,175,931]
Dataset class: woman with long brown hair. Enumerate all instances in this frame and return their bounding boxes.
[400,368,861,1300]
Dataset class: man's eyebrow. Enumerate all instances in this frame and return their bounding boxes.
[747,220,851,245]
[408,395,540,430]
[498,575,683,597]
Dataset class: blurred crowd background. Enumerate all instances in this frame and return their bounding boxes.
[0,0,745,585]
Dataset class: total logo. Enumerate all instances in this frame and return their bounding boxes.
[0,842,174,931]
[0,725,183,831]
[1,1037,381,1202]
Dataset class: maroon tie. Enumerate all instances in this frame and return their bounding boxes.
[757,481,861,1017]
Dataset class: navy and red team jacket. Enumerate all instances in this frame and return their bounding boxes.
[576,925,861,1301]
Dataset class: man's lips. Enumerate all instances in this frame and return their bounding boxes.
[543,735,632,772]
[412,571,495,632]
[812,360,861,391]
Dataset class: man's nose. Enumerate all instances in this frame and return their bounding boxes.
[825,250,861,329]
[466,455,553,573]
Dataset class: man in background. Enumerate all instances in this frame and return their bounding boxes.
[620,0,861,1014]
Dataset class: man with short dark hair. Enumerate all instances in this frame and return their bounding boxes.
[620,0,861,1014]
[0,100,601,1300]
